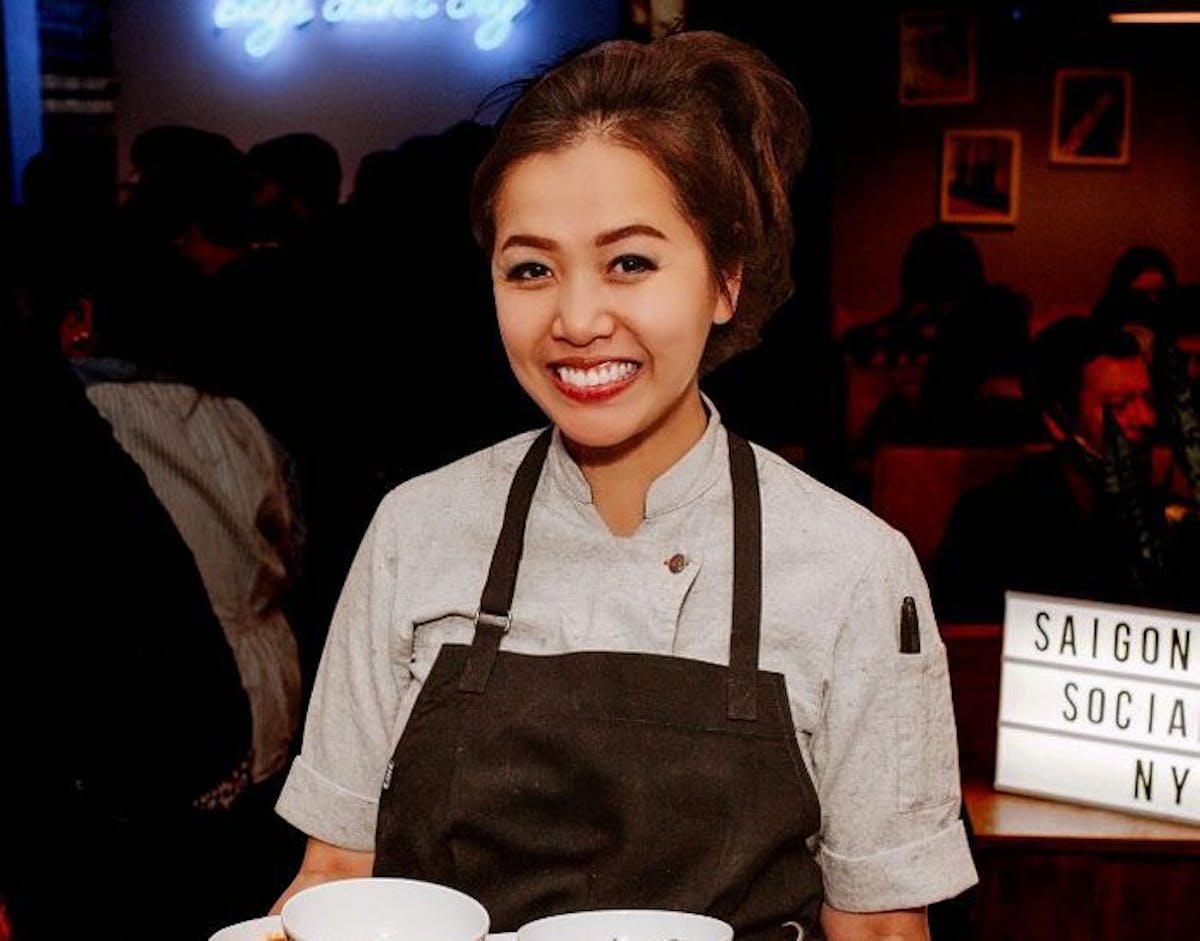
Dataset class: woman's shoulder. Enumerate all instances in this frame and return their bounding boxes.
[749,441,906,562]
[375,426,551,519]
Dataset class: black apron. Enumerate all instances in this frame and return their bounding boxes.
[375,429,825,940]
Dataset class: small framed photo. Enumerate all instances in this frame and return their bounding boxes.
[625,0,686,39]
[899,10,977,106]
[940,129,1021,225]
[1051,68,1132,165]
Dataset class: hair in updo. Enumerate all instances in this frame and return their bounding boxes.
[470,30,811,367]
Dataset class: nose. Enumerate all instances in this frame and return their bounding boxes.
[551,275,614,346]
[1124,396,1157,439]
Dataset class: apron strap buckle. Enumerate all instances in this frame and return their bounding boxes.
[474,608,512,633]
[458,609,511,693]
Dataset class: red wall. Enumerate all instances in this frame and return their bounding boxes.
[830,10,1200,335]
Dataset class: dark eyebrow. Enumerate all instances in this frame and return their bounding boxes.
[596,224,666,247]
[498,234,558,252]
[498,224,666,253]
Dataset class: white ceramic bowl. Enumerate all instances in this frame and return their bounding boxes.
[280,877,490,941]
[516,909,733,941]
[208,914,285,941]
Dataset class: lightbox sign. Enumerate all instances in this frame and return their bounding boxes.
[995,591,1199,824]
[214,0,531,58]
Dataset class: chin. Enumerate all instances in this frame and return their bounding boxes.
[544,403,648,454]
[556,419,639,454]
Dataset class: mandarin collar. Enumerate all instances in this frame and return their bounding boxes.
[544,396,727,520]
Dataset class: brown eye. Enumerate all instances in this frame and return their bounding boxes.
[611,254,656,275]
[505,261,551,281]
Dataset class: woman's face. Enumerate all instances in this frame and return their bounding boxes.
[490,135,737,461]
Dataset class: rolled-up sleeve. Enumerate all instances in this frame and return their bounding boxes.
[277,754,380,850]
[812,527,978,911]
[276,493,414,850]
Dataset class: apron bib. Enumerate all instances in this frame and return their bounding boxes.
[375,429,824,939]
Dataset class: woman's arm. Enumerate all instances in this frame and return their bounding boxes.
[821,905,929,941]
[269,837,375,914]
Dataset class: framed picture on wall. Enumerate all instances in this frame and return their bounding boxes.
[899,10,977,106]
[1051,68,1132,165]
[624,0,687,39]
[940,129,1020,225]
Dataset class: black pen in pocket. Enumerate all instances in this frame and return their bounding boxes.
[900,595,921,654]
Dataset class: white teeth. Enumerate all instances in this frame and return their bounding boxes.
[555,361,639,388]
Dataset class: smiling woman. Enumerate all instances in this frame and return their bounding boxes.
[270,28,976,941]
[488,138,735,515]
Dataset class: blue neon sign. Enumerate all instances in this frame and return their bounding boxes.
[213,0,530,58]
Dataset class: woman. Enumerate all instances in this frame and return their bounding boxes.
[272,30,976,941]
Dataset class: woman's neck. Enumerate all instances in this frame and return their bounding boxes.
[581,454,661,537]
[567,393,709,537]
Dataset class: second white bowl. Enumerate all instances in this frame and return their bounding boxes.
[517,909,733,941]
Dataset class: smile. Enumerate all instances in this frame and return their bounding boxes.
[550,360,641,401]
[554,361,639,387]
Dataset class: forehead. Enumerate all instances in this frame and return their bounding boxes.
[1080,355,1150,398]
[493,136,689,239]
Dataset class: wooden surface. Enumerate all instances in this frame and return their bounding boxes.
[964,780,1200,852]
[962,782,1200,940]
[943,625,1200,939]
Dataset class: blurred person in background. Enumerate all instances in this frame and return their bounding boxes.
[871,281,1042,446]
[1091,244,1179,362]
[81,127,309,929]
[2,205,253,940]
[842,223,986,368]
[277,120,544,692]
[932,314,1200,623]
[841,225,996,500]
[1091,247,1199,510]
[247,131,344,253]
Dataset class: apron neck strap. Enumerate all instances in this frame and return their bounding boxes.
[458,426,553,694]
[460,426,764,721]
[726,430,763,720]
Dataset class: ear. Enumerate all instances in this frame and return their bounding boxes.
[712,263,744,326]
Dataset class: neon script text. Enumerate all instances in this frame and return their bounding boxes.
[214,0,530,57]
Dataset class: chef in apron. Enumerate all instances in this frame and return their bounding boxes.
[273,29,977,941]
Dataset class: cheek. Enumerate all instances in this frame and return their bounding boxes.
[496,317,527,364]
[637,284,720,348]
[495,299,542,366]
[1076,404,1103,439]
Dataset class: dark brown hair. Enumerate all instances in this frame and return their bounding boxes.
[1026,315,1142,425]
[470,30,810,343]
